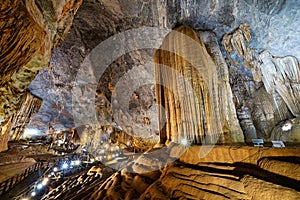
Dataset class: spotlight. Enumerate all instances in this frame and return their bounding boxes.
[180,138,189,146]
[90,158,95,163]
[37,183,43,190]
[51,172,55,176]
[31,191,36,197]
[282,122,292,131]
[53,167,58,172]
[74,160,81,165]
[62,162,68,169]
[42,178,49,185]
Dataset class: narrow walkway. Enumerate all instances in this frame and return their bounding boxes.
[0,161,36,183]
[0,170,42,200]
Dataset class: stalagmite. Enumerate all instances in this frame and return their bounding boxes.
[154,25,243,146]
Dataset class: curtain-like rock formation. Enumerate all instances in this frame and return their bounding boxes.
[10,93,42,141]
[0,0,45,86]
[154,25,243,146]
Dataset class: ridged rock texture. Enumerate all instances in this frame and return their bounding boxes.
[9,93,42,141]
[154,25,243,146]
[0,0,82,150]
[0,117,12,152]
[78,145,300,200]
[28,0,168,137]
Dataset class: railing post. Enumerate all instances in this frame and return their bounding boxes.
[2,180,8,195]
[34,163,38,171]
[8,177,14,190]
[16,174,20,183]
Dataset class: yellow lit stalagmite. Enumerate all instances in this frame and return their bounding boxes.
[154,25,243,146]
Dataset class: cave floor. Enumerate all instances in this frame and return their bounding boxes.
[0,141,299,199]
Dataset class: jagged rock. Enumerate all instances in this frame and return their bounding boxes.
[0,117,12,152]
[0,0,82,151]
[252,88,292,139]
[225,23,299,142]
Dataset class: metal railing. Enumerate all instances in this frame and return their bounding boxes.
[0,162,47,196]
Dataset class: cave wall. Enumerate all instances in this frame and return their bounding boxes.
[0,0,82,151]
[2,0,299,148]
[28,0,169,138]
[25,0,299,145]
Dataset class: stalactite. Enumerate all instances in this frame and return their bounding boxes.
[258,50,300,117]
[154,25,243,145]
[10,93,42,140]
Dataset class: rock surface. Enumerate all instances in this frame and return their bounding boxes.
[22,0,300,146]
[154,26,243,145]
[0,0,82,149]
[87,145,300,199]
[1,0,300,149]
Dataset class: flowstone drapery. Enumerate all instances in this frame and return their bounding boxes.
[154,26,243,146]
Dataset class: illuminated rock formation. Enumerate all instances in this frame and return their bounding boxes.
[10,93,42,141]
[258,51,300,117]
[0,117,12,152]
[0,0,82,124]
[154,25,243,146]
[222,23,300,142]
[88,146,300,200]
[0,0,82,151]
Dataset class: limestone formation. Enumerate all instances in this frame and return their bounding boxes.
[223,23,300,142]
[271,118,300,143]
[258,50,300,117]
[0,0,82,148]
[9,93,42,141]
[154,25,243,146]
[88,145,300,200]
[0,117,12,152]
[222,23,255,71]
